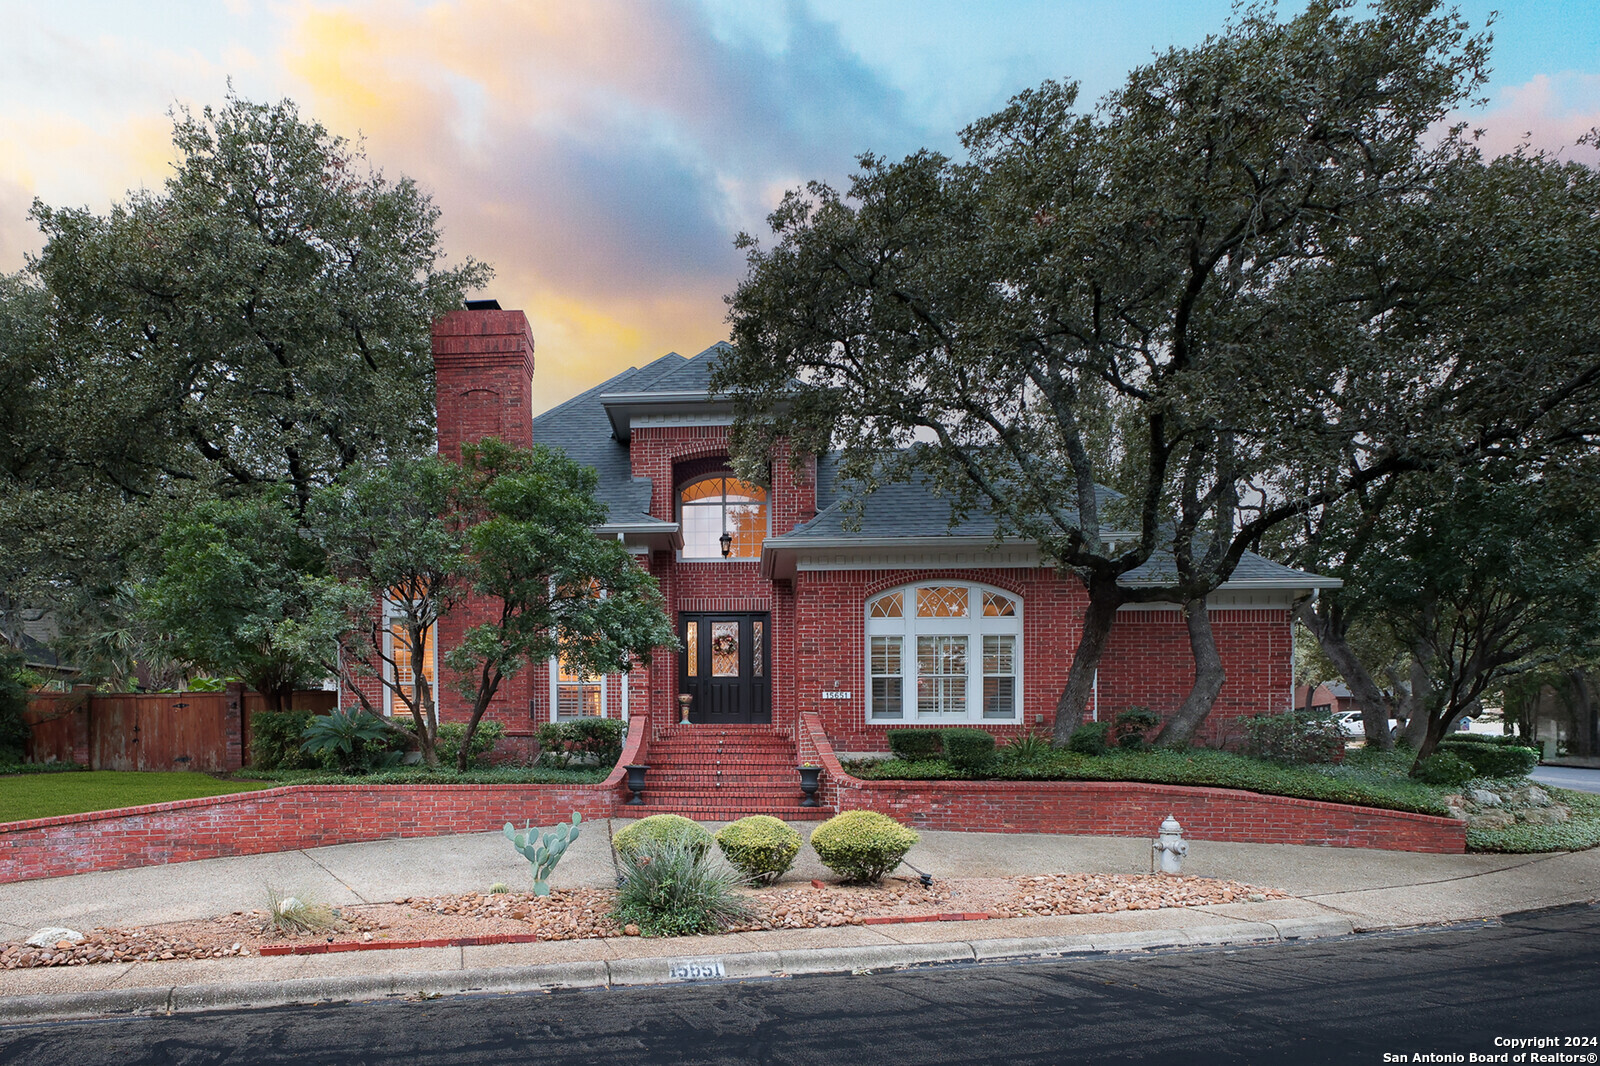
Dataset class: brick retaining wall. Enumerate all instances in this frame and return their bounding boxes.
[802,714,1466,853]
[0,721,651,885]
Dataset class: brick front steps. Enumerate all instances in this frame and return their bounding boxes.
[626,725,833,821]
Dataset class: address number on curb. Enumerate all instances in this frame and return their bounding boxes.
[820,691,853,700]
[668,959,726,980]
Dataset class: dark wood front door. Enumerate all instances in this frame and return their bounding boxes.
[679,613,771,724]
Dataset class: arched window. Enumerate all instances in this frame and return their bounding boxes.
[678,475,768,559]
[864,583,1021,723]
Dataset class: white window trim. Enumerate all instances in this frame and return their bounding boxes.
[864,582,1024,724]
[549,656,608,722]
[676,473,771,562]
[381,606,437,720]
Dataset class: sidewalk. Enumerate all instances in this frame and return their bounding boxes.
[3,822,1597,1023]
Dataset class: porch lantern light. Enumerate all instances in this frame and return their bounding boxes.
[719,530,733,558]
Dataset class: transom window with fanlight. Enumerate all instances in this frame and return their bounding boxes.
[678,475,769,559]
[864,582,1022,723]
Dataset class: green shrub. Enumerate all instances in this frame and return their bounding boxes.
[613,814,713,861]
[1114,708,1162,750]
[809,810,920,884]
[0,649,35,764]
[1436,739,1539,779]
[1417,751,1475,786]
[998,732,1053,766]
[1445,733,1524,747]
[436,720,504,769]
[886,728,943,761]
[250,710,320,770]
[1067,721,1112,756]
[611,840,751,937]
[941,728,996,771]
[299,707,401,775]
[536,718,625,768]
[715,815,802,885]
[1242,711,1345,765]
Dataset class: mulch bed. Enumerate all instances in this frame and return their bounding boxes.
[1,873,1285,969]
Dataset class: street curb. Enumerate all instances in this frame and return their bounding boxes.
[0,919,1364,1025]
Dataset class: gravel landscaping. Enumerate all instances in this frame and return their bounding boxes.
[0,872,1286,970]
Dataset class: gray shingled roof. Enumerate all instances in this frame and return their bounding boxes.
[782,461,1337,589]
[1120,551,1341,589]
[534,346,1337,590]
[530,352,686,527]
[780,462,1121,542]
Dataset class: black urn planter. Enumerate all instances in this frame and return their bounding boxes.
[797,765,822,807]
[624,764,650,806]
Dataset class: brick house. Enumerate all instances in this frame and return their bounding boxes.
[355,304,1340,815]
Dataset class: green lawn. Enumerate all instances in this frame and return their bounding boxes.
[0,771,273,824]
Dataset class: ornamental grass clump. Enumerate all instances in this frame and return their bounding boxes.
[263,886,338,935]
[611,841,751,937]
[809,810,919,885]
[715,815,802,885]
[612,814,713,862]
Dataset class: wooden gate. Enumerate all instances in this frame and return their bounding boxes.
[86,692,241,772]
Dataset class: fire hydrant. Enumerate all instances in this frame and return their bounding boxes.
[1152,814,1189,874]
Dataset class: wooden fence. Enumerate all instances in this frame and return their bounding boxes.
[22,687,337,771]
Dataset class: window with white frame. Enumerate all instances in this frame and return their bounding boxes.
[552,654,603,720]
[383,611,436,720]
[678,475,768,559]
[864,583,1022,722]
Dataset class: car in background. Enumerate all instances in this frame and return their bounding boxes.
[1331,709,1401,739]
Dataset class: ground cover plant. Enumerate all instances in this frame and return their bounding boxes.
[0,770,272,823]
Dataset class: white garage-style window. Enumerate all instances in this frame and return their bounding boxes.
[864,583,1021,723]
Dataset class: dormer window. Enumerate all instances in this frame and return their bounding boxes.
[679,476,768,560]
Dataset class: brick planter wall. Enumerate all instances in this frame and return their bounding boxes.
[801,714,1466,854]
[0,721,650,885]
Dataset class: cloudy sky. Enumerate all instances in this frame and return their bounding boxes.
[3,1,1597,411]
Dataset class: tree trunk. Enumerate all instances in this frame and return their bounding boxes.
[1568,668,1596,757]
[458,668,504,773]
[1297,600,1394,750]
[1401,654,1433,750]
[1155,598,1227,748]
[1050,574,1124,746]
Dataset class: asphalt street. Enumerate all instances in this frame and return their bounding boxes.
[3,903,1596,1066]
[1531,766,1600,794]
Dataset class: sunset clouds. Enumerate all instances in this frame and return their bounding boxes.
[2,1,1596,410]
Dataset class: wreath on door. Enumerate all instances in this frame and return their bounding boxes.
[710,632,739,657]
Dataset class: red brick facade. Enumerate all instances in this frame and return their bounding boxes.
[375,307,1303,757]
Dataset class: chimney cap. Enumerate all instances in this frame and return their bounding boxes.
[464,298,502,311]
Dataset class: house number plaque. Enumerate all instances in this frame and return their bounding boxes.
[820,691,853,700]
[668,958,726,980]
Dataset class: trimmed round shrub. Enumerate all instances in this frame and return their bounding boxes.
[613,814,713,861]
[1436,739,1539,779]
[1067,721,1112,756]
[1417,751,1475,787]
[715,815,803,885]
[886,728,943,761]
[941,728,996,772]
[809,810,920,884]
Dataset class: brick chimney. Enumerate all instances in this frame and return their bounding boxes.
[432,303,535,458]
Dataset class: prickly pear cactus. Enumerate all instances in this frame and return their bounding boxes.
[503,812,583,896]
